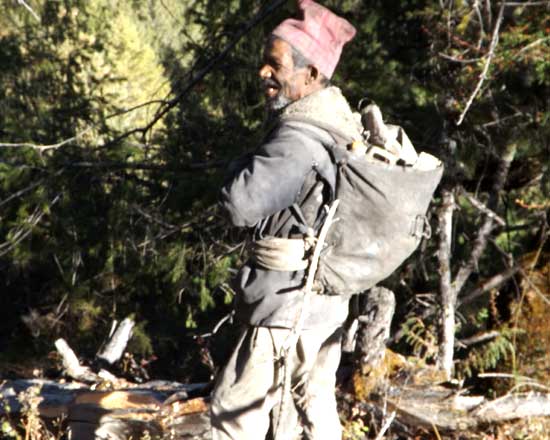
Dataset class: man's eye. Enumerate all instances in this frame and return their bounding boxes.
[264,57,281,69]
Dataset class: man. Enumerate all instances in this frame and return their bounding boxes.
[211,1,358,439]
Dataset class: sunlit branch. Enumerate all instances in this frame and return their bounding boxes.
[456,2,505,126]
[0,127,93,152]
[105,100,169,120]
[64,159,227,172]
[459,187,506,226]
[481,111,523,127]
[473,0,485,49]
[438,52,482,63]
[514,36,550,58]
[17,0,40,22]
[503,1,550,5]
[0,194,61,257]
[0,179,45,209]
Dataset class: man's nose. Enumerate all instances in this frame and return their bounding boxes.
[259,64,272,79]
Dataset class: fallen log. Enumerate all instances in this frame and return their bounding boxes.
[381,384,550,433]
[55,338,100,383]
[382,384,481,431]
[67,404,162,440]
[0,379,86,418]
[473,392,550,422]
[56,316,136,384]
[96,318,135,366]
[4,376,550,438]
[0,379,211,440]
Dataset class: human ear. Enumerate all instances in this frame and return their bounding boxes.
[306,65,319,85]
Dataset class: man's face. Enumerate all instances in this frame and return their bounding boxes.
[259,38,308,112]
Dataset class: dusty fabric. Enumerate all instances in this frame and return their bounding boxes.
[210,325,343,440]
[314,150,443,295]
[281,91,444,295]
[216,86,358,439]
[272,0,356,79]
[220,86,358,329]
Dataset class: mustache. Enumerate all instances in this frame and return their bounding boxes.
[262,78,280,89]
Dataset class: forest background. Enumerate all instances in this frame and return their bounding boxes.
[0,0,549,394]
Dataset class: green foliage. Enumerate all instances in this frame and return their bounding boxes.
[0,419,19,440]
[0,0,548,382]
[457,326,522,380]
[0,0,243,379]
[400,317,438,361]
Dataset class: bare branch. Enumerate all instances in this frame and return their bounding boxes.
[196,312,235,339]
[158,0,180,23]
[520,268,550,307]
[514,36,550,58]
[503,1,550,5]
[0,179,45,209]
[479,374,550,394]
[55,338,100,383]
[0,194,61,257]
[456,2,505,126]
[131,204,179,231]
[393,262,521,346]
[106,0,287,146]
[481,111,523,128]
[0,127,93,152]
[438,52,482,64]
[459,187,506,226]
[458,330,500,347]
[105,99,169,121]
[64,159,226,172]
[374,411,396,440]
[17,0,40,22]
[473,0,485,49]
[459,264,521,306]
[453,143,516,294]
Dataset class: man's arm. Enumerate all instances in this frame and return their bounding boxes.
[221,125,320,228]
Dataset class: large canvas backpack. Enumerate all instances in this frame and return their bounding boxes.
[284,115,444,296]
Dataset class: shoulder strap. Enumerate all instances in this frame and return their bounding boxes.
[278,116,347,234]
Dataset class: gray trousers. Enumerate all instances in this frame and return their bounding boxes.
[210,325,343,440]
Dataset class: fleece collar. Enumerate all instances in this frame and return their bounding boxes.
[280,86,363,141]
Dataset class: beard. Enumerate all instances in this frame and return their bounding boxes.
[262,78,293,113]
[267,91,292,112]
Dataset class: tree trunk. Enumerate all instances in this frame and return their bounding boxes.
[355,287,396,374]
[352,286,396,399]
[437,188,456,379]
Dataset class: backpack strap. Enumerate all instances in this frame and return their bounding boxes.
[278,117,347,234]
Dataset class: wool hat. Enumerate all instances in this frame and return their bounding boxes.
[272,0,356,79]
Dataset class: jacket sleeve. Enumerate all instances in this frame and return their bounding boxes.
[220,125,321,228]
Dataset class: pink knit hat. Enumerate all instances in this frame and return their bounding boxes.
[272,0,356,79]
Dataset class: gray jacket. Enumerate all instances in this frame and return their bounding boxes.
[221,87,362,329]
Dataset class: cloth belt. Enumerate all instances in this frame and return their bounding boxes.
[250,237,310,272]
